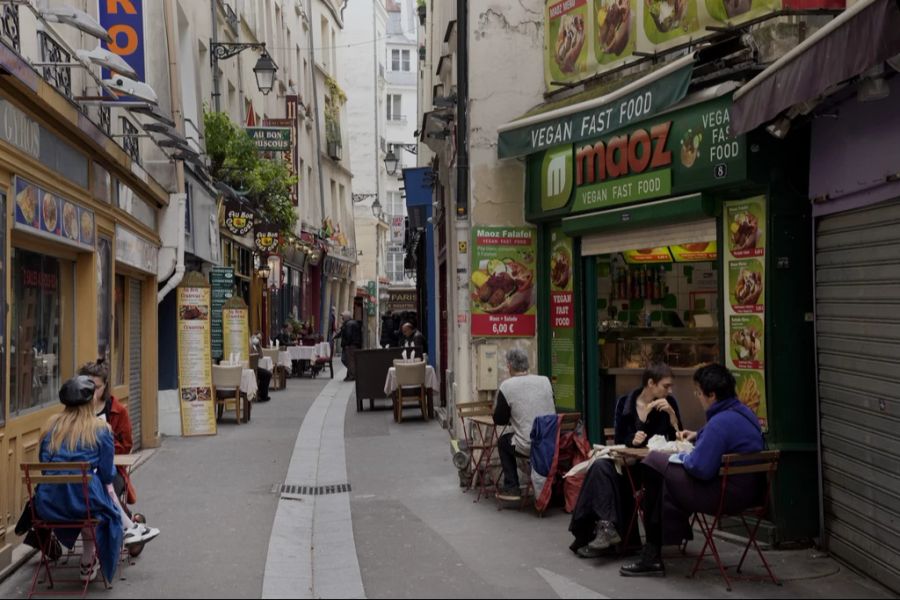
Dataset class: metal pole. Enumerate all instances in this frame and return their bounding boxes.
[373,0,382,345]
[211,0,221,112]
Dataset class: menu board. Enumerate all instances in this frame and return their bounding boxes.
[222,297,249,364]
[671,241,717,262]
[13,177,95,250]
[177,274,216,436]
[722,196,767,428]
[470,227,537,337]
[549,228,576,410]
[623,247,672,264]
[210,267,234,360]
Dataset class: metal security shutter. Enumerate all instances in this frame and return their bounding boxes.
[581,219,716,256]
[129,279,143,451]
[815,197,900,592]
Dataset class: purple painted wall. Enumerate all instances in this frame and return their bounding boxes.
[810,77,900,215]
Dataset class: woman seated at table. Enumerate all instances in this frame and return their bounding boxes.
[34,377,123,583]
[620,364,765,577]
[569,363,683,557]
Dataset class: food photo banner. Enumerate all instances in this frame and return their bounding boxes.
[549,228,577,409]
[543,0,841,91]
[177,273,216,437]
[470,227,537,337]
[13,177,95,250]
[722,196,767,429]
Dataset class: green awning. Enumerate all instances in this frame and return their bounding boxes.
[561,194,714,237]
[497,55,695,159]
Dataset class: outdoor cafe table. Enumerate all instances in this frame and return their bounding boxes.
[384,364,439,419]
[259,356,274,372]
[288,345,317,377]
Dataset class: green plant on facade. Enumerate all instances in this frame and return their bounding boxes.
[203,109,298,234]
[324,74,346,146]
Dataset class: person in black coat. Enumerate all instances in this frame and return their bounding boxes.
[569,363,683,558]
[400,322,427,359]
[380,311,398,348]
[339,311,363,381]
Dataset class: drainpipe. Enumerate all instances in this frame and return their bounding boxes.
[308,0,329,334]
[454,0,472,409]
[158,0,188,303]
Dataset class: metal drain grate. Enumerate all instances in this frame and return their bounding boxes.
[274,483,352,496]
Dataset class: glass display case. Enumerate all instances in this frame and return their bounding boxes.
[614,331,720,370]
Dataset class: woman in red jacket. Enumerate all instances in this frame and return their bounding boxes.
[80,359,160,547]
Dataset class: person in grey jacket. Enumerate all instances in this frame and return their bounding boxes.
[492,348,556,500]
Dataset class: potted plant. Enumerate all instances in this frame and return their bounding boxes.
[416,0,426,26]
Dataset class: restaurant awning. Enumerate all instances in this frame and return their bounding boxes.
[496,54,696,159]
[731,0,900,135]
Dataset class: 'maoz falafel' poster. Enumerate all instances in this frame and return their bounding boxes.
[471,227,537,337]
[177,272,216,437]
[549,228,577,410]
[722,197,767,428]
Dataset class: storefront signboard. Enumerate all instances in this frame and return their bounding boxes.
[470,227,537,337]
[222,297,250,364]
[224,199,254,236]
[549,228,577,409]
[531,96,745,219]
[542,0,843,92]
[177,273,216,436]
[722,196,767,427]
[13,177,95,251]
[210,267,234,360]
[388,289,417,312]
[115,225,157,274]
[246,127,292,152]
[99,0,146,99]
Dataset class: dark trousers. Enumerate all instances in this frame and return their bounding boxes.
[498,432,521,489]
[341,345,358,378]
[256,368,272,401]
[568,460,631,550]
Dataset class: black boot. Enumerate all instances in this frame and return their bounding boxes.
[619,543,665,577]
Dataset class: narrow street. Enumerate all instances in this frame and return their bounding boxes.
[2,368,892,599]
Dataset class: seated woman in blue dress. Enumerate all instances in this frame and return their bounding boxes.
[569,363,683,557]
[35,376,124,583]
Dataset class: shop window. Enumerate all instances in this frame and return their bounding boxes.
[97,237,112,363]
[10,249,74,416]
[114,274,126,386]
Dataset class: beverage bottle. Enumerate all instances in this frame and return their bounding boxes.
[643,266,651,299]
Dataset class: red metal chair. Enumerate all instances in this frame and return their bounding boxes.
[689,450,781,591]
[456,401,500,502]
[20,462,111,597]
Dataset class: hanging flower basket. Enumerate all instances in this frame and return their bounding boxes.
[417,3,426,26]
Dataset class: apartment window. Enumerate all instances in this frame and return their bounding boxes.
[386,191,404,216]
[320,17,328,68]
[391,49,410,72]
[386,94,402,122]
[387,252,405,282]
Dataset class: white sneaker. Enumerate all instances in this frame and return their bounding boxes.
[124,523,160,546]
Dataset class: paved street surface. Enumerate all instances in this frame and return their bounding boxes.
[1,368,896,599]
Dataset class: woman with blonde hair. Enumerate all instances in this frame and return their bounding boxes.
[34,376,123,583]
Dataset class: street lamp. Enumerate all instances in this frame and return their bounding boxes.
[384,144,418,176]
[371,197,384,219]
[210,42,279,111]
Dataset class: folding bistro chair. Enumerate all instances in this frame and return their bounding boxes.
[313,340,334,379]
[689,450,781,591]
[510,413,583,515]
[456,401,499,501]
[20,462,110,597]
[261,348,285,390]
[392,360,428,423]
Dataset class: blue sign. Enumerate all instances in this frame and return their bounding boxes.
[98,0,146,94]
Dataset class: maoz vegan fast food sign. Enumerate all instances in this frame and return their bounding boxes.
[531,94,746,218]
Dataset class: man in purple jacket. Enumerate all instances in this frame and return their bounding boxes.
[620,364,765,577]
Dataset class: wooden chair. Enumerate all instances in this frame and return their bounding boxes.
[603,427,616,445]
[212,365,247,424]
[261,348,285,390]
[20,462,110,597]
[392,360,427,423]
[249,353,259,373]
[689,450,781,591]
[312,340,334,379]
[456,400,497,500]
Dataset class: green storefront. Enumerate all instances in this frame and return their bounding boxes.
[507,90,818,542]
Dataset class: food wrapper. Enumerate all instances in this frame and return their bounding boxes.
[647,434,694,454]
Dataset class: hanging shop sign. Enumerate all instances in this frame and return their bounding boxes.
[470,227,537,337]
[722,196,767,428]
[530,95,746,219]
[391,216,405,244]
[210,267,234,360]
[254,223,280,253]
[177,272,216,436]
[99,0,146,99]
[388,289,417,312]
[224,199,254,236]
[322,255,352,279]
[13,177,95,250]
[549,228,577,410]
[246,127,292,152]
[222,296,250,364]
[542,0,844,92]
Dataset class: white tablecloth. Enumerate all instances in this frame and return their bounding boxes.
[278,351,292,370]
[241,369,257,400]
[384,365,439,396]
[316,342,331,358]
[259,356,274,372]
[289,345,317,361]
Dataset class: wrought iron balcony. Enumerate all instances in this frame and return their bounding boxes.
[38,31,71,98]
[1,4,20,52]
